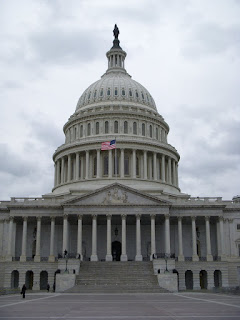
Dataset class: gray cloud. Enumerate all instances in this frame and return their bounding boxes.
[182,23,240,58]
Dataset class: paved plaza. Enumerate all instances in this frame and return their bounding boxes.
[0,292,240,319]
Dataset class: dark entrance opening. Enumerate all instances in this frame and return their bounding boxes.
[11,270,19,288]
[200,270,208,289]
[185,270,193,290]
[40,271,48,290]
[25,271,33,289]
[214,270,222,288]
[112,241,121,261]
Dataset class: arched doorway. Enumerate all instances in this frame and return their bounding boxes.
[112,241,121,261]
[185,270,193,290]
[40,271,48,290]
[214,270,222,288]
[25,271,34,289]
[200,270,208,289]
[11,270,19,288]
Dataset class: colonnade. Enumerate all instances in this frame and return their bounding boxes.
[6,215,226,263]
[54,149,179,188]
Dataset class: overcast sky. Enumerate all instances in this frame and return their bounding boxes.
[0,0,240,200]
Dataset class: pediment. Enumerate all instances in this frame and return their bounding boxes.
[62,183,171,207]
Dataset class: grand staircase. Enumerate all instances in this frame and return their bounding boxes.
[67,261,168,293]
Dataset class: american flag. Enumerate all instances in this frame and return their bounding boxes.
[101,139,116,151]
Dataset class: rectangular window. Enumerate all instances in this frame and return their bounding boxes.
[237,224,240,230]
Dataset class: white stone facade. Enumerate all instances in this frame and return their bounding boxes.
[0,28,240,292]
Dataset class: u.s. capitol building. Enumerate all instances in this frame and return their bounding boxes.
[0,26,240,293]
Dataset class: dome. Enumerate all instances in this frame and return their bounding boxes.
[76,72,157,111]
[76,32,157,112]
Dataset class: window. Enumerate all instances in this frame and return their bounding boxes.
[107,88,110,96]
[88,91,91,100]
[237,224,240,231]
[93,157,97,176]
[104,156,108,175]
[142,123,145,136]
[94,90,97,98]
[100,88,103,97]
[133,122,137,135]
[80,125,83,137]
[114,121,118,133]
[135,90,139,98]
[156,127,158,140]
[122,88,125,96]
[129,89,132,97]
[141,92,144,100]
[124,155,129,175]
[105,121,109,134]
[115,88,118,96]
[149,125,152,138]
[95,122,99,135]
[136,156,139,176]
[74,127,77,140]
[87,123,91,136]
[239,244,240,257]
[124,121,128,134]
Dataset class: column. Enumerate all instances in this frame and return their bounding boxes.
[20,217,28,262]
[150,214,156,260]
[91,215,98,261]
[172,160,176,186]
[132,149,136,178]
[49,217,55,262]
[191,216,199,261]
[164,214,171,255]
[54,164,57,187]
[68,154,71,181]
[120,149,124,178]
[219,216,226,259]
[34,216,41,262]
[135,214,142,261]
[6,217,14,261]
[106,214,112,261]
[75,152,80,180]
[77,215,83,260]
[121,214,128,261]
[61,157,65,183]
[168,157,172,184]
[57,160,60,185]
[143,150,147,179]
[108,149,112,178]
[178,216,184,261]
[176,164,179,187]
[205,216,213,261]
[62,214,68,256]
[96,149,101,178]
[153,152,157,180]
[80,156,84,179]
[85,150,89,179]
[161,154,165,182]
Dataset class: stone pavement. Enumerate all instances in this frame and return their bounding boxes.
[0,292,240,319]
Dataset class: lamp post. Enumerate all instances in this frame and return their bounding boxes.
[164,253,170,273]
[64,250,69,274]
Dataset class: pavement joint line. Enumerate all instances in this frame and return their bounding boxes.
[174,293,240,309]
[0,293,61,309]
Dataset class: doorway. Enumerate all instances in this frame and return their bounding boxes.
[40,271,48,290]
[200,270,208,289]
[112,241,121,261]
[11,270,19,288]
[25,271,34,289]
